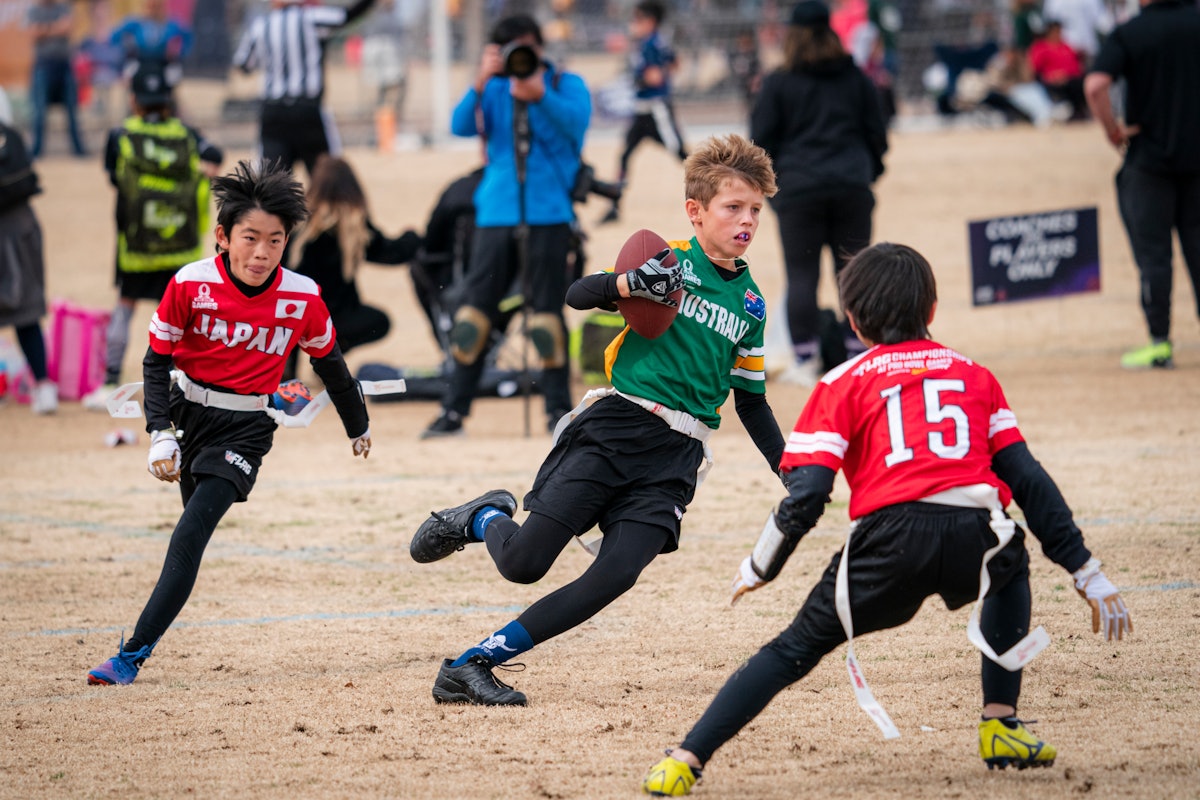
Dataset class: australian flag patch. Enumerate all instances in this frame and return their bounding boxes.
[744,289,766,321]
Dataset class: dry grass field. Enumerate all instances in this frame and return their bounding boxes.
[1,103,1199,799]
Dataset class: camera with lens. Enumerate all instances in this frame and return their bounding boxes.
[571,162,624,205]
[501,42,540,79]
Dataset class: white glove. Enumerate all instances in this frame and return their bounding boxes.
[1074,558,1132,641]
[351,428,371,459]
[730,555,766,606]
[147,429,181,483]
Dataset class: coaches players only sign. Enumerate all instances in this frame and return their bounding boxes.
[968,207,1100,306]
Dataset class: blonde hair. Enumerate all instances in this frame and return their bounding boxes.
[683,134,777,207]
[289,155,371,283]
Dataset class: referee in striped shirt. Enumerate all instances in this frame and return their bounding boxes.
[233,0,376,175]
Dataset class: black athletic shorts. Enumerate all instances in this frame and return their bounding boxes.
[170,386,277,502]
[524,394,706,553]
[779,502,1031,655]
[115,268,176,301]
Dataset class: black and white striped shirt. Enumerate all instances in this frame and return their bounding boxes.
[233,1,373,102]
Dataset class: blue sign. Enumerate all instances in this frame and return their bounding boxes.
[968,207,1100,306]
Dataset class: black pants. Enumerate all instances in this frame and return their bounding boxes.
[260,99,337,176]
[773,188,874,346]
[617,101,687,188]
[1116,164,1200,341]
[679,503,1032,765]
[443,223,574,418]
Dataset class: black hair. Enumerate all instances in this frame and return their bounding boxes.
[490,14,543,46]
[837,243,937,345]
[211,159,308,240]
[635,0,666,23]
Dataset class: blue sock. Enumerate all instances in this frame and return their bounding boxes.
[450,620,534,667]
[471,505,506,541]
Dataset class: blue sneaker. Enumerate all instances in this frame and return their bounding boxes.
[87,635,157,686]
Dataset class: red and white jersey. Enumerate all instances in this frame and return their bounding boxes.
[148,255,336,395]
[780,340,1024,520]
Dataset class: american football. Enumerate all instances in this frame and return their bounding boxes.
[615,228,682,339]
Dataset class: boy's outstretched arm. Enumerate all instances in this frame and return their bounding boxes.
[310,343,371,458]
[730,465,835,604]
[992,441,1132,640]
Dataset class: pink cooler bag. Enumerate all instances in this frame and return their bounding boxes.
[47,299,110,401]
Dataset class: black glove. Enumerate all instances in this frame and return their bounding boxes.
[625,249,682,306]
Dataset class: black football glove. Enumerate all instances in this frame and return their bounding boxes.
[625,249,682,306]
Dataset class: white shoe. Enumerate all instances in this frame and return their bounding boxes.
[32,380,58,415]
[775,359,821,387]
[83,383,118,412]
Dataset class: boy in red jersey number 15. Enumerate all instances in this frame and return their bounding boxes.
[643,242,1132,796]
[87,160,372,687]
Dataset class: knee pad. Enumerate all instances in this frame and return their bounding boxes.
[450,305,491,365]
[527,312,566,369]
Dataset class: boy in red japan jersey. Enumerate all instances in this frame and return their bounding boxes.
[642,243,1133,796]
[87,160,372,687]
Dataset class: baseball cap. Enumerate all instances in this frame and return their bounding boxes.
[791,0,830,27]
[131,62,172,107]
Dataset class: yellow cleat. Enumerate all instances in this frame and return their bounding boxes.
[979,717,1057,770]
[643,755,701,796]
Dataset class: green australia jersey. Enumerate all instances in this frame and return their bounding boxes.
[605,236,769,429]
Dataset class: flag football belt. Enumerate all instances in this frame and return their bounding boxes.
[100,371,406,429]
[176,372,272,412]
[615,390,714,443]
[834,483,1051,740]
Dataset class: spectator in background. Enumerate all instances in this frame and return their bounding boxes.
[1085,0,1200,370]
[360,0,410,151]
[233,0,378,176]
[598,0,686,226]
[749,0,887,386]
[82,62,223,411]
[420,14,590,438]
[1029,19,1089,120]
[285,154,422,379]
[725,26,763,112]
[110,0,193,87]
[1042,0,1113,66]
[25,0,88,159]
[0,95,58,414]
[1011,0,1047,55]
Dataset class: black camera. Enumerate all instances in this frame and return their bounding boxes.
[501,42,540,79]
[571,163,624,205]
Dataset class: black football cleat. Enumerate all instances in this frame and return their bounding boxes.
[433,656,527,706]
[409,489,517,563]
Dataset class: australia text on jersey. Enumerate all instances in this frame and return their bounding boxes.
[678,291,750,344]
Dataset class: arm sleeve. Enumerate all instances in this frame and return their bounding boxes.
[232,20,259,72]
[753,464,836,580]
[565,271,620,311]
[343,0,377,25]
[104,130,119,187]
[142,347,174,434]
[450,88,484,137]
[364,221,423,265]
[733,386,784,472]
[861,71,889,180]
[309,342,370,438]
[992,441,1092,573]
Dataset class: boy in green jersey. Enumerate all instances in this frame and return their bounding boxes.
[407,134,786,706]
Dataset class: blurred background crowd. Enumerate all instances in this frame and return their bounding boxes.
[0,0,1157,155]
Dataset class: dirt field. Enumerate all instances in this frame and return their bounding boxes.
[2,116,1199,800]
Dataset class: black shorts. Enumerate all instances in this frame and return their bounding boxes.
[778,502,1030,656]
[524,394,706,553]
[116,268,176,301]
[170,386,277,502]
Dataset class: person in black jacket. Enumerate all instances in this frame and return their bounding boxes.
[286,154,420,379]
[750,0,887,386]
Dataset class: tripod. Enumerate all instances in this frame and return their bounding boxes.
[513,98,533,438]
